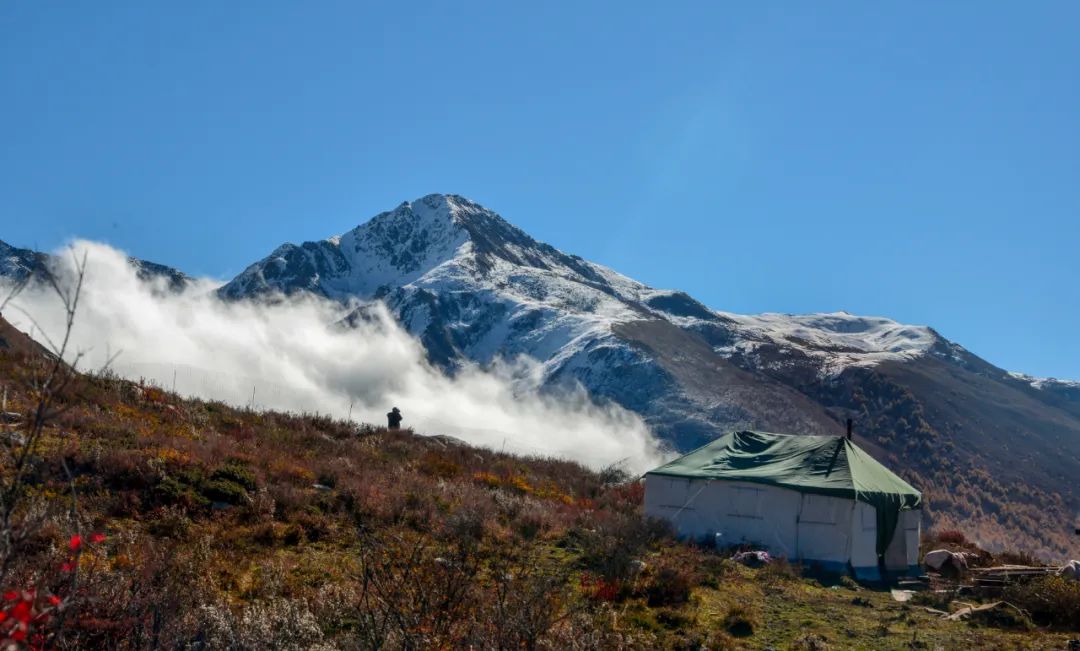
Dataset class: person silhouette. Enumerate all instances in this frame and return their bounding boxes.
[387,407,403,430]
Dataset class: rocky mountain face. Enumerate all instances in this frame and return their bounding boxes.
[0,239,50,283]
[4,196,1078,558]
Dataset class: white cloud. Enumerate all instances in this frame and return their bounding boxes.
[2,240,665,473]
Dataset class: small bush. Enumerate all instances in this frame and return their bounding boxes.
[597,463,631,486]
[153,476,209,509]
[98,448,153,490]
[146,507,193,539]
[211,462,257,491]
[996,549,1039,566]
[473,471,501,489]
[573,512,670,583]
[419,453,461,479]
[759,557,800,583]
[1003,575,1080,629]
[579,573,624,602]
[791,633,831,650]
[934,529,967,545]
[645,566,693,607]
[910,590,954,612]
[723,603,758,637]
[515,514,547,541]
[655,608,692,629]
[295,511,334,542]
[282,523,305,546]
[202,478,249,505]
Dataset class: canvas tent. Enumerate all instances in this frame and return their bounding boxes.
[644,430,922,580]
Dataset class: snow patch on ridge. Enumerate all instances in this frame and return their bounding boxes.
[1008,371,1080,391]
[715,312,939,376]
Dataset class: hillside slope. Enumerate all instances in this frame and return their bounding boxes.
[0,316,1073,649]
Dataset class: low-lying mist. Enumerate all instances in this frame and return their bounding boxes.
[1,241,665,472]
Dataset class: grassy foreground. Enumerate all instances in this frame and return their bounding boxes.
[0,321,1076,649]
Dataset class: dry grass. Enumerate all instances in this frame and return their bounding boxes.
[0,329,1075,649]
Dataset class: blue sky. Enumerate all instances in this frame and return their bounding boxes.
[2,2,1077,379]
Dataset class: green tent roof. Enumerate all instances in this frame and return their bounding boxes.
[648,430,921,506]
[647,431,921,554]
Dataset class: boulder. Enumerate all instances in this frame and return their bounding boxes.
[923,549,968,574]
[732,550,772,567]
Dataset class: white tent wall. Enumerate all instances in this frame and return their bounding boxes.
[643,476,800,555]
[850,501,881,580]
[851,502,922,580]
[644,475,921,579]
[883,509,921,575]
[794,493,856,573]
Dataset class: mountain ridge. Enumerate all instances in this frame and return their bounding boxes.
[1,238,192,292]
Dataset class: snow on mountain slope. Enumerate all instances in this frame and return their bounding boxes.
[0,239,47,282]
[216,194,979,448]
[1008,371,1080,391]
[221,195,644,367]
[220,195,947,380]
[713,311,939,377]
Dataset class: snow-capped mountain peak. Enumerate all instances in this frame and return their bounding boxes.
[219,195,964,376]
[220,193,617,302]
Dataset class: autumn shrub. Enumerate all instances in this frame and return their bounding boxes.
[723,603,758,637]
[596,463,632,486]
[211,461,257,491]
[579,573,623,602]
[192,598,330,650]
[146,506,193,540]
[645,566,694,607]
[514,513,547,541]
[473,471,501,489]
[590,479,645,514]
[669,629,738,651]
[475,549,572,648]
[96,448,154,490]
[571,511,671,583]
[934,529,968,545]
[201,477,249,506]
[791,633,832,650]
[419,452,462,479]
[655,607,693,629]
[351,528,482,649]
[910,589,954,612]
[1002,575,1080,629]
[294,511,335,543]
[268,483,313,520]
[759,556,801,583]
[996,549,1040,566]
[443,506,488,545]
[152,476,209,509]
